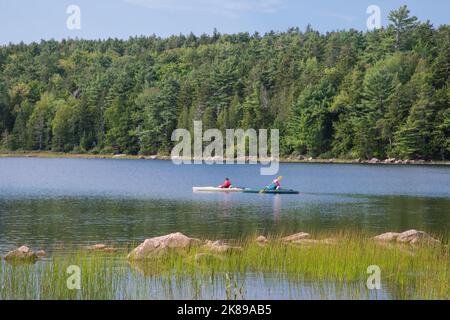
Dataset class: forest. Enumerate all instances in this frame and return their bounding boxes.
[0,6,448,160]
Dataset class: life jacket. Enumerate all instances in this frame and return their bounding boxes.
[268,179,280,190]
[221,180,231,188]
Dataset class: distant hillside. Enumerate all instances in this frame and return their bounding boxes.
[0,6,448,160]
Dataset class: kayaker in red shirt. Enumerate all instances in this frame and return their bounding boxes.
[219,178,232,189]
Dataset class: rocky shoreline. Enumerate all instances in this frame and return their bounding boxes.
[1,151,449,166]
[2,230,442,262]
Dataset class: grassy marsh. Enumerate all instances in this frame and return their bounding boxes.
[0,233,448,300]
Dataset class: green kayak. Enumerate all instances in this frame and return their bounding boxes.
[243,188,300,195]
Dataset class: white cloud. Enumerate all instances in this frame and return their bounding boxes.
[124,0,283,18]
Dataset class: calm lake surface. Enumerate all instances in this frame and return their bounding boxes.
[0,158,450,299]
[1,157,449,300]
[0,158,449,254]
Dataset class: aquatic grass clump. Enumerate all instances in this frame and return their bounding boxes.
[1,252,111,299]
[0,232,448,300]
[130,232,449,299]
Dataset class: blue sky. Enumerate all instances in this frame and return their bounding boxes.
[0,0,448,45]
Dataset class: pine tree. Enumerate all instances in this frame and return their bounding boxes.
[388,5,419,50]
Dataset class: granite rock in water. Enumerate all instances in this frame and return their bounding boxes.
[374,230,440,245]
[4,246,38,261]
[396,230,440,245]
[127,233,201,260]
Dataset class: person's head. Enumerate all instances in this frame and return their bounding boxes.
[225,177,230,181]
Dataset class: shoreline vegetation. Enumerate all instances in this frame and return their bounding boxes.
[1,231,448,300]
[1,150,450,166]
[1,6,449,164]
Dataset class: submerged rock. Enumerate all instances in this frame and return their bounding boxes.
[203,240,242,253]
[86,244,116,252]
[35,250,47,257]
[4,246,38,261]
[292,239,337,245]
[282,232,311,242]
[194,253,225,263]
[373,232,401,242]
[127,232,201,260]
[256,236,268,246]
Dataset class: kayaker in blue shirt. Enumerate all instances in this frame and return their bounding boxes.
[267,176,282,191]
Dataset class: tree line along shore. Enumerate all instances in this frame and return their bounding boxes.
[0,6,448,162]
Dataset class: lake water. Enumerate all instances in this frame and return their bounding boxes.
[0,157,449,254]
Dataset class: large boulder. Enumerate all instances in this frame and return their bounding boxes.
[282,232,311,242]
[86,244,107,250]
[396,230,440,245]
[127,233,201,260]
[3,246,38,261]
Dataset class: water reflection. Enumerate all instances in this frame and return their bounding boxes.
[273,195,282,221]
[220,193,231,217]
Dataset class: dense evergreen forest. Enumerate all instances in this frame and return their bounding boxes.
[0,6,448,160]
